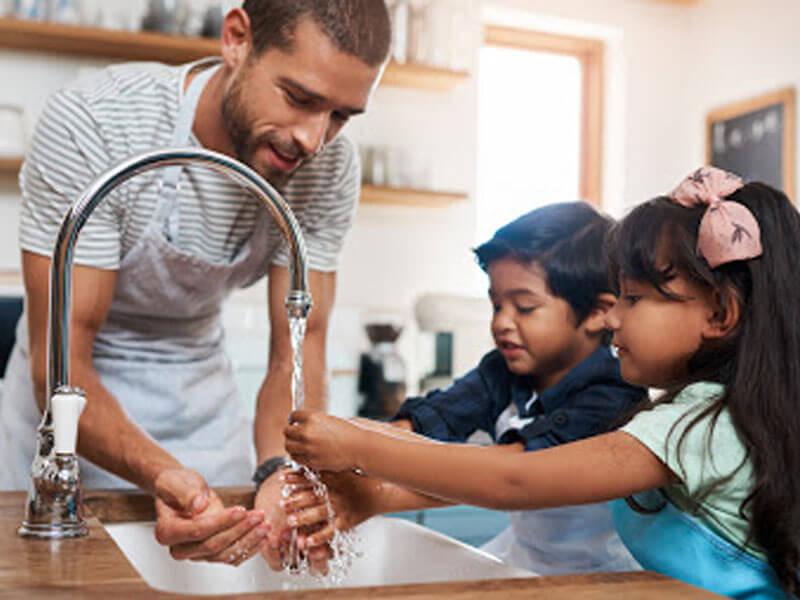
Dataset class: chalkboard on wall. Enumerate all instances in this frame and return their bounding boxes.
[706,88,796,201]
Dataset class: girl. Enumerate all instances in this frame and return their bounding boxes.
[285,167,800,599]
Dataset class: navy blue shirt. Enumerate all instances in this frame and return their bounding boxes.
[393,345,645,451]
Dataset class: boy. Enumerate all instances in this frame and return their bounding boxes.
[283,202,645,575]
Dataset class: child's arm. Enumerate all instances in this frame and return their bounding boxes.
[281,469,451,550]
[283,440,525,550]
[285,410,673,511]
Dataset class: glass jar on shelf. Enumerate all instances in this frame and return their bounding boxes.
[369,146,389,187]
[407,0,431,65]
[385,147,403,188]
[140,0,178,33]
[11,0,44,19]
[388,0,409,64]
[424,0,450,69]
[49,0,83,26]
[446,1,475,72]
[358,144,373,185]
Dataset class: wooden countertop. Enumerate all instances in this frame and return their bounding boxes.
[0,489,723,599]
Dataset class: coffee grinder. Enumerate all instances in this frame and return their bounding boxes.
[357,322,407,420]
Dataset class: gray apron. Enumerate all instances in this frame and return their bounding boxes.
[480,400,640,575]
[1,60,267,489]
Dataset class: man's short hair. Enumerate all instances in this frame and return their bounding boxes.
[243,0,391,67]
[474,202,614,324]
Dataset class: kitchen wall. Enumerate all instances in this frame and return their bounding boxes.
[682,0,800,180]
[1,0,796,417]
[0,52,107,271]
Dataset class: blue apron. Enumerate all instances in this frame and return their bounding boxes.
[610,490,784,599]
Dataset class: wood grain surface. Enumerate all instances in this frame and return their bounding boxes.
[0,490,723,599]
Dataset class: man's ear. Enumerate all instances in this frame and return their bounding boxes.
[220,8,253,69]
[583,293,617,336]
[702,289,741,340]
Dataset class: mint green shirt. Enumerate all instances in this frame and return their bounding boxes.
[622,382,762,559]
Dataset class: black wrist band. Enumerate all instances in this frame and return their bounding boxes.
[252,455,291,489]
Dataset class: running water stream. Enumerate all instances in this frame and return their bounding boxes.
[282,314,360,584]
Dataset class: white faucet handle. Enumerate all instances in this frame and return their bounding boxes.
[52,389,87,456]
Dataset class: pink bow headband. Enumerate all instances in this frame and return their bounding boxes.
[668,166,762,268]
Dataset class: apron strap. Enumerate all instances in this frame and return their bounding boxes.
[155,62,221,242]
[625,489,668,514]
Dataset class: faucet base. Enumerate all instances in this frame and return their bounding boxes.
[19,432,88,540]
[18,521,89,539]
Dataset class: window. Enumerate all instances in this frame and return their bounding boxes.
[476,27,604,242]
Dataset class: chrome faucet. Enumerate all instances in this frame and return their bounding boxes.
[19,147,312,539]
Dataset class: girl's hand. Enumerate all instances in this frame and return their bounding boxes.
[284,410,363,472]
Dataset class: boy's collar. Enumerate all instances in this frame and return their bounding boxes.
[512,345,620,415]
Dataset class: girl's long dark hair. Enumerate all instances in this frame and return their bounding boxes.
[610,183,800,597]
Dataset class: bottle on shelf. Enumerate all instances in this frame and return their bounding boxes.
[407,0,431,66]
[388,0,409,64]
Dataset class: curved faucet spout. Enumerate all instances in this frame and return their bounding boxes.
[20,147,312,539]
[48,147,312,403]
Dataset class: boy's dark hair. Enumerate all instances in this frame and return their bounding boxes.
[242,0,391,67]
[474,202,614,325]
[609,183,800,597]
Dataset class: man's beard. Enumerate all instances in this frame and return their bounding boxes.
[220,77,305,188]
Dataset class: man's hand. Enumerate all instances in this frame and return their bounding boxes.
[252,467,292,571]
[255,466,334,575]
[153,468,269,566]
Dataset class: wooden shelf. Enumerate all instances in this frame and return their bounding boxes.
[0,269,22,288]
[0,17,469,91]
[0,157,464,206]
[380,61,469,92]
[0,16,214,63]
[360,184,467,207]
[0,157,23,175]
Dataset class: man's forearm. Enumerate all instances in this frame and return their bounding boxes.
[254,363,292,462]
[255,358,327,462]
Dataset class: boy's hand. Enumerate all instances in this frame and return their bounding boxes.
[281,470,381,550]
[284,410,362,472]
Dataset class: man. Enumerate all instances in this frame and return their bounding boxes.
[0,0,390,570]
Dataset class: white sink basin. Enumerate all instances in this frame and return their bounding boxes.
[105,516,533,594]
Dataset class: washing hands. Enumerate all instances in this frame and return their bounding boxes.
[284,410,365,472]
[279,470,382,552]
[153,467,269,566]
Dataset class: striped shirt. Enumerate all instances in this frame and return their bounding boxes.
[19,60,360,273]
